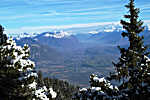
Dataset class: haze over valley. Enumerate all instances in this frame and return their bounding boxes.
[12,24,150,87]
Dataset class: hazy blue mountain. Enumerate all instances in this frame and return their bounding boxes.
[13,26,150,86]
[32,31,80,50]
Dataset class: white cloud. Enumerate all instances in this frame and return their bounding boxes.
[5,22,119,34]
[144,20,150,24]
[65,11,107,16]
[4,20,150,35]
[25,0,81,5]
[0,14,37,20]
[67,5,121,13]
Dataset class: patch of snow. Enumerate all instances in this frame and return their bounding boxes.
[28,81,37,89]
[147,25,150,31]
[53,30,70,38]
[91,87,101,92]
[44,33,52,37]
[49,88,57,98]
[43,31,70,38]
[80,88,87,92]
[104,29,114,32]
[93,76,106,83]
[109,85,113,90]
[88,31,99,34]
[34,86,49,100]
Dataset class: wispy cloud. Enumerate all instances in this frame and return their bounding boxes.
[0,14,37,20]
[5,22,119,34]
[0,0,149,33]
[66,5,122,13]
[25,0,82,6]
[144,20,150,24]
[5,20,150,34]
[41,11,109,16]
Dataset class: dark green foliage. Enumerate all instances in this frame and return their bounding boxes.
[0,25,57,100]
[0,25,7,45]
[74,0,150,100]
[110,0,150,99]
[74,74,120,100]
[0,25,34,100]
[37,71,79,100]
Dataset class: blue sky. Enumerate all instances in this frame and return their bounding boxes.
[0,0,150,34]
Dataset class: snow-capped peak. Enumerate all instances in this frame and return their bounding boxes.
[44,33,52,37]
[103,24,122,32]
[104,29,114,32]
[146,24,150,31]
[44,30,70,38]
[88,31,99,34]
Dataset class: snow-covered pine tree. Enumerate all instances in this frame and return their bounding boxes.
[74,74,120,100]
[110,0,150,99]
[0,25,57,100]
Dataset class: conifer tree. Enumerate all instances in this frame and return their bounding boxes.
[74,74,119,100]
[0,25,57,100]
[111,0,150,99]
[75,0,150,100]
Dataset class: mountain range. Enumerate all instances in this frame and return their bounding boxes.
[10,24,150,87]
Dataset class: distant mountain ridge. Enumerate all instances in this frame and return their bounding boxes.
[10,25,150,87]
[9,24,150,44]
[32,31,79,49]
